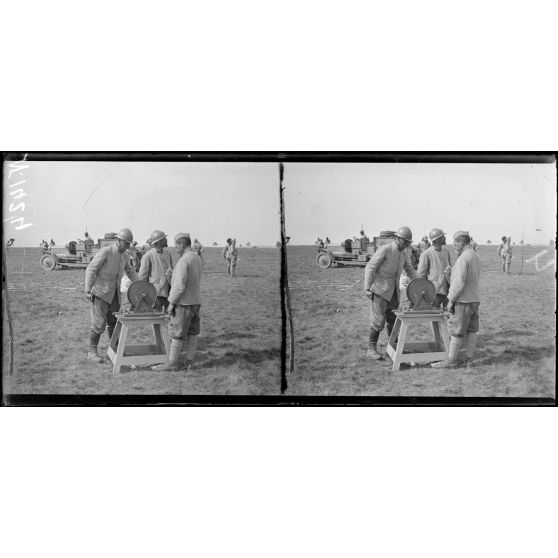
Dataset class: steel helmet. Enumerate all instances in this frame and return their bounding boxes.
[395,226,413,242]
[116,228,133,243]
[429,228,445,242]
[149,229,167,244]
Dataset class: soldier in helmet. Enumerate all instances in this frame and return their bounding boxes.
[84,228,138,363]
[138,229,174,311]
[416,227,453,310]
[364,226,417,359]
[432,231,481,369]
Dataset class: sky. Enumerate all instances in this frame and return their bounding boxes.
[283,162,557,245]
[3,161,280,247]
[3,160,556,247]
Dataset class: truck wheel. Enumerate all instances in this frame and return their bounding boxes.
[316,252,333,269]
[40,253,57,271]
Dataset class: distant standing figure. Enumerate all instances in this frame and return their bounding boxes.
[325,237,331,248]
[227,238,239,276]
[498,236,512,274]
[7,238,15,249]
[50,239,55,247]
[138,230,174,311]
[222,238,232,272]
[84,232,95,255]
[359,230,370,252]
[432,231,481,369]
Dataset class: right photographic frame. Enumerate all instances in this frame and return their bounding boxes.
[282,154,556,401]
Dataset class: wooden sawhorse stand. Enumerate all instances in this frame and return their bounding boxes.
[107,313,171,374]
[385,311,450,371]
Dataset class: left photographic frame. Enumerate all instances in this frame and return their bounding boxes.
[2,154,283,403]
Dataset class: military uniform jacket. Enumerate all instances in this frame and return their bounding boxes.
[168,248,203,306]
[85,244,138,304]
[448,246,481,303]
[138,247,173,297]
[417,245,452,295]
[364,241,417,302]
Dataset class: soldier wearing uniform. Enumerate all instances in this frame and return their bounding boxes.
[364,226,417,359]
[416,228,453,310]
[223,238,238,276]
[84,228,138,363]
[432,231,481,369]
[222,238,232,272]
[498,236,512,274]
[138,229,174,311]
[359,230,370,252]
[83,232,95,255]
[154,233,202,371]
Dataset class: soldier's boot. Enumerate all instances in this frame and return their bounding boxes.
[182,335,199,369]
[366,328,383,360]
[461,332,477,365]
[87,332,104,363]
[431,335,462,369]
[505,262,511,275]
[152,339,182,371]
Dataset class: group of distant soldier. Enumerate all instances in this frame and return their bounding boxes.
[363,226,481,370]
[39,239,55,251]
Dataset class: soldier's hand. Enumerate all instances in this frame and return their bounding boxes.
[168,303,176,317]
[365,289,373,300]
[447,301,455,314]
[86,292,94,303]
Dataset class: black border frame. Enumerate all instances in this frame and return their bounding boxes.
[2,151,557,406]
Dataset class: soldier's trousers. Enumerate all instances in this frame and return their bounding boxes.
[369,291,398,332]
[90,292,119,335]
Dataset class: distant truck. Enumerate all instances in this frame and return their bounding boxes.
[315,231,397,268]
[39,233,118,271]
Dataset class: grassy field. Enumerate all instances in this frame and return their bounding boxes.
[3,246,282,396]
[285,244,556,397]
[3,243,555,399]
